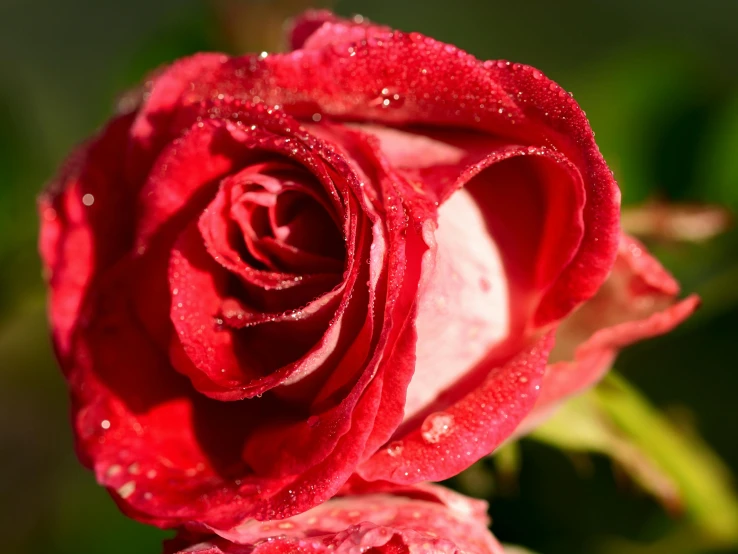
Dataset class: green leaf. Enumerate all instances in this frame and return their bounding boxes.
[530,389,682,512]
[530,372,738,547]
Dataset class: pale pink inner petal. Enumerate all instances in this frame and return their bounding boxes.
[406,187,510,420]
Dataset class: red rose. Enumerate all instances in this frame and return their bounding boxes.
[165,485,503,554]
[38,10,695,530]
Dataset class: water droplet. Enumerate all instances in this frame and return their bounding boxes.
[100,419,111,430]
[421,412,454,444]
[82,193,94,206]
[386,441,404,457]
[117,481,136,499]
[390,466,412,480]
[371,87,405,109]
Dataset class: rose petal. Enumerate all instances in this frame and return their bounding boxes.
[358,334,553,483]
[128,53,228,179]
[62,257,389,530]
[170,485,502,554]
[517,234,699,433]
[168,221,343,399]
[288,10,389,52]
[402,142,585,420]
[39,113,136,360]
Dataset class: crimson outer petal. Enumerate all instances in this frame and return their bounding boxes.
[166,484,504,554]
[39,113,136,360]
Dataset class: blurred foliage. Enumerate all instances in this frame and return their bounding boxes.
[504,547,540,554]
[1,1,737,553]
[530,372,738,551]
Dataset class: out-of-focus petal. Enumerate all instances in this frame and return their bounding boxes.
[518,234,699,433]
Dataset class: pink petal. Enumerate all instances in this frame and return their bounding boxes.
[517,234,699,433]
[171,485,502,554]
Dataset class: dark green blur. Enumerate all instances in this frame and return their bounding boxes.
[1,1,737,552]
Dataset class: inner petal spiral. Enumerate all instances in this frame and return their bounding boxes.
[226,162,345,276]
[167,155,352,400]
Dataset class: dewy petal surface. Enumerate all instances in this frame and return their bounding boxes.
[358,334,554,483]
[167,484,504,554]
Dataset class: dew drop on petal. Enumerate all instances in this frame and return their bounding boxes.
[391,466,412,480]
[420,412,455,444]
[118,481,136,499]
[386,441,404,457]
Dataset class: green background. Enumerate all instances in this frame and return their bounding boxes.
[1,1,737,552]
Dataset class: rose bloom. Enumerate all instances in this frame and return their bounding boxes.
[39,10,697,529]
[165,485,503,554]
